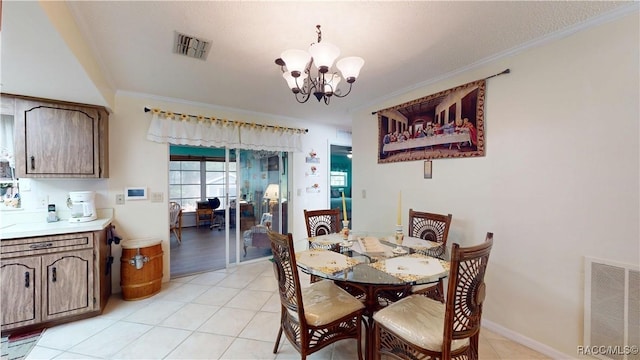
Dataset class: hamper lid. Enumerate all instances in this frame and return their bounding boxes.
[121,238,162,249]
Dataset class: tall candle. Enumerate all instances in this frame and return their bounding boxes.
[397,191,402,225]
[342,191,348,221]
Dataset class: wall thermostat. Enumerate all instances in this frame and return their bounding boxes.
[125,187,147,200]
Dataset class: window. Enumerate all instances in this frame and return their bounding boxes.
[170,159,236,211]
[330,171,347,187]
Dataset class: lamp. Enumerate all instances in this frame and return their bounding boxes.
[264,183,280,210]
[275,25,364,105]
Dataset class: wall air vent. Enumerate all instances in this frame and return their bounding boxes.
[174,31,210,60]
[584,257,640,360]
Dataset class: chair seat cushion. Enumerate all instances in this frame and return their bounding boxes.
[302,280,364,326]
[373,295,469,352]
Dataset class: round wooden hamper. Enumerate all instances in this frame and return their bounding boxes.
[120,238,163,300]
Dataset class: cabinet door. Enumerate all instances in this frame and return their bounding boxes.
[42,249,95,321]
[16,100,100,176]
[0,257,41,331]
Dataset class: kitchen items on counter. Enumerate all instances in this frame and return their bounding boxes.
[46,204,59,222]
[67,191,97,223]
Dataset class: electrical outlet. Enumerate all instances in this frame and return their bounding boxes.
[116,194,125,205]
[150,192,163,203]
[38,195,48,207]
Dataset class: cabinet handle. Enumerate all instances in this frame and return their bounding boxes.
[30,156,35,170]
[25,272,30,288]
[29,242,53,249]
[52,267,57,282]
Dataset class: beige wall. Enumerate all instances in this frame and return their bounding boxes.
[351,13,639,357]
[105,93,345,291]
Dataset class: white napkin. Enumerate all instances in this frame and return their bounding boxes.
[357,236,386,255]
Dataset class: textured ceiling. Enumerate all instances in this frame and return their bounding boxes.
[1,1,635,126]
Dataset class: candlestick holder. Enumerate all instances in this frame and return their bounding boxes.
[394,225,405,253]
[341,220,350,240]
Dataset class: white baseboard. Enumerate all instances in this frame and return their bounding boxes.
[482,319,574,359]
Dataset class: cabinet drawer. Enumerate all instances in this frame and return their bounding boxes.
[1,233,94,258]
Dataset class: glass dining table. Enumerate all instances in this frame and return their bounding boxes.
[295,231,449,360]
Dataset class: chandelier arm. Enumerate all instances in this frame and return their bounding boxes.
[294,92,311,104]
[293,76,308,95]
[332,82,354,98]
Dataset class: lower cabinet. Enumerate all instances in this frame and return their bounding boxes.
[1,230,109,334]
[42,249,94,322]
[0,257,41,329]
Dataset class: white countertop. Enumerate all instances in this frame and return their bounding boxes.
[0,209,113,240]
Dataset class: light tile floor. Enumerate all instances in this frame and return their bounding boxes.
[27,260,550,359]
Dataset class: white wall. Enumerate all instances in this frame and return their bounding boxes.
[352,12,639,357]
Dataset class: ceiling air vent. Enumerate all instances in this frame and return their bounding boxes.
[174,31,210,60]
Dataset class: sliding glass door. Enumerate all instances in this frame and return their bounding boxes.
[169,145,288,276]
[236,150,288,263]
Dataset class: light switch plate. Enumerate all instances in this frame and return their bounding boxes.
[115,194,125,205]
[150,192,163,202]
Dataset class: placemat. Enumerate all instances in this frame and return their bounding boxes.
[308,233,344,246]
[296,249,361,275]
[369,253,449,282]
[402,236,440,252]
[357,236,387,256]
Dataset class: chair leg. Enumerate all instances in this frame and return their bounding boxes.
[273,326,283,354]
[469,331,480,360]
[171,229,181,245]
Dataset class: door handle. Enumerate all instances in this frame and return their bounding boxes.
[30,156,35,170]
[25,272,30,288]
[52,267,57,282]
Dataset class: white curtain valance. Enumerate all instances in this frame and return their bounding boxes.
[147,113,241,148]
[146,109,305,152]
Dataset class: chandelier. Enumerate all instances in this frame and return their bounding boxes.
[275,25,364,105]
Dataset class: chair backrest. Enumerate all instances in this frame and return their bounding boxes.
[260,212,273,226]
[208,197,221,210]
[268,231,306,327]
[169,201,181,226]
[443,233,493,354]
[408,209,452,258]
[303,208,341,237]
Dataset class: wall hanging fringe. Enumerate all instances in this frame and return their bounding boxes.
[143,107,308,134]
[371,68,510,115]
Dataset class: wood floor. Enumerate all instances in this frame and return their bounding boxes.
[169,225,272,278]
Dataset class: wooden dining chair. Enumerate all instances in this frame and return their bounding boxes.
[373,233,494,360]
[303,208,341,238]
[303,208,342,283]
[408,209,452,302]
[268,231,365,360]
[169,201,183,244]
